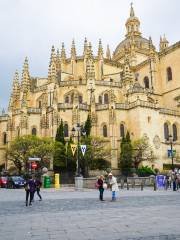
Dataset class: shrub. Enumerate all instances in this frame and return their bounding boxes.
[137,166,155,177]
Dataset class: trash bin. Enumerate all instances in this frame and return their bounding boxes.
[44,176,51,188]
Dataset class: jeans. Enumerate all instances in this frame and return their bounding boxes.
[112,191,116,200]
[26,190,30,206]
[173,181,176,191]
[99,188,104,200]
[36,188,42,200]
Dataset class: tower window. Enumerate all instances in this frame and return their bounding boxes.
[167,67,172,81]
[39,101,42,108]
[144,76,150,89]
[3,132,7,145]
[120,124,125,137]
[32,128,37,136]
[164,123,169,141]
[103,125,107,137]
[65,96,69,103]
[172,124,178,141]
[104,93,109,104]
[79,96,83,104]
[64,123,69,137]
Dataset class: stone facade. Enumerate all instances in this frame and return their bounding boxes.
[0,4,180,171]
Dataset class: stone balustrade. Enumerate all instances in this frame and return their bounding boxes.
[159,108,180,116]
[27,108,42,114]
[0,115,8,121]
[95,80,122,87]
[33,85,48,92]
[59,80,86,86]
[96,104,109,110]
[58,103,73,109]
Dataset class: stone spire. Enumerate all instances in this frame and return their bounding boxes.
[50,45,56,63]
[61,42,66,63]
[159,34,169,51]
[56,48,61,72]
[98,39,103,59]
[48,46,57,83]
[87,42,93,59]
[21,57,30,92]
[106,45,111,60]
[130,2,135,17]
[125,3,141,38]
[86,42,95,79]
[123,54,133,83]
[71,39,76,59]
[12,70,20,101]
[83,37,88,56]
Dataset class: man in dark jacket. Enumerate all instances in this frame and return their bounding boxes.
[28,175,36,205]
[35,178,42,201]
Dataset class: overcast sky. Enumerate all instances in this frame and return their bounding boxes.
[0,0,179,111]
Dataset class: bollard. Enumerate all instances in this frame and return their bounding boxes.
[127,182,129,190]
[75,176,83,191]
[153,182,157,191]
[141,180,144,191]
[121,179,124,189]
[55,173,60,189]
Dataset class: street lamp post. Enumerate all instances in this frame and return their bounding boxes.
[168,134,174,171]
[72,123,86,176]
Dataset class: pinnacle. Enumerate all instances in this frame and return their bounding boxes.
[130,2,135,17]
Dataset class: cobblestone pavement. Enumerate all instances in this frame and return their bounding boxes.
[0,188,180,240]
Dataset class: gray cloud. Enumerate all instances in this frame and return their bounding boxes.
[0,0,179,111]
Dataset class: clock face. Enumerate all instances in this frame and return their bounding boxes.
[153,135,161,149]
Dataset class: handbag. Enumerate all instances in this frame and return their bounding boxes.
[95,181,100,189]
[103,183,107,189]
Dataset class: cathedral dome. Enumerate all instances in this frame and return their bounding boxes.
[114,36,150,55]
[113,3,151,62]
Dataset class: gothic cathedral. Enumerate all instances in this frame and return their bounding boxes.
[0,4,180,172]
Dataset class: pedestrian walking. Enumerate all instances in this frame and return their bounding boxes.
[28,175,36,205]
[35,177,42,201]
[172,172,177,191]
[96,175,105,201]
[24,179,30,207]
[108,173,119,201]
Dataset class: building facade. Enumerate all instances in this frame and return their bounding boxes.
[0,4,180,172]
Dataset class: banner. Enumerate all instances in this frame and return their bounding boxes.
[71,144,77,156]
[80,145,87,156]
[156,175,165,189]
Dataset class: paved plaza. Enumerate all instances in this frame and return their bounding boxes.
[0,188,180,240]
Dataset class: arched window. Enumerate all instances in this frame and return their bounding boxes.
[144,76,150,89]
[172,124,178,141]
[79,96,83,104]
[3,132,7,145]
[32,128,37,136]
[120,124,125,138]
[64,124,69,137]
[104,93,109,104]
[99,96,102,104]
[164,123,169,140]
[167,67,172,81]
[65,96,69,103]
[103,125,107,137]
[71,93,74,103]
[39,101,42,108]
